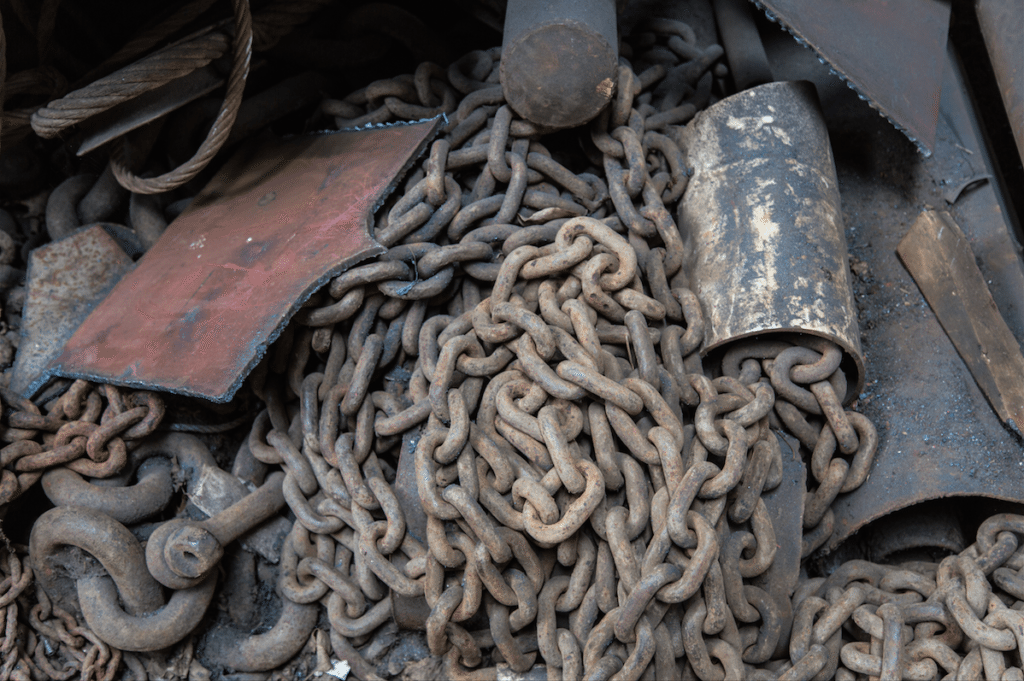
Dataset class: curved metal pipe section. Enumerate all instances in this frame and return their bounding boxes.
[681,80,865,397]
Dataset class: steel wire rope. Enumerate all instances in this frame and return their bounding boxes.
[108,0,251,194]
[29,25,232,139]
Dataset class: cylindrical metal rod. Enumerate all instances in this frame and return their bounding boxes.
[681,80,865,397]
[975,0,1023,164]
[500,0,619,129]
[712,0,773,91]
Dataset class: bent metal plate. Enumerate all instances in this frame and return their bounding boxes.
[51,117,441,401]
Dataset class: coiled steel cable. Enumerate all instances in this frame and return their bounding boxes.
[107,0,251,194]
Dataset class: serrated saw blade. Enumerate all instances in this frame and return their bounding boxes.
[753,0,952,155]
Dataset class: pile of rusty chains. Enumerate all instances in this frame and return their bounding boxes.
[266,21,1024,680]
[0,382,164,680]
[1,17,1023,681]
[0,382,164,508]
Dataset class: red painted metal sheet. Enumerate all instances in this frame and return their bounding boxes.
[51,118,441,401]
[756,0,951,154]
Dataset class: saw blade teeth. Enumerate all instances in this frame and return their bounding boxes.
[750,0,933,157]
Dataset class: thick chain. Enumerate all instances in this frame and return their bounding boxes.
[0,381,164,509]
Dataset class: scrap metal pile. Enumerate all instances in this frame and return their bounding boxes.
[0,2,1022,681]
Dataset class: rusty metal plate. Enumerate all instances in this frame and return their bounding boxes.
[51,118,441,401]
[754,0,951,154]
[11,226,134,398]
[898,210,1024,435]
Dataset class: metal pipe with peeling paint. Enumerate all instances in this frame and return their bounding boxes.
[680,80,864,397]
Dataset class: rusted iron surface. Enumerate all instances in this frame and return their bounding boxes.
[199,596,319,672]
[51,118,441,401]
[500,0,618,129]
[682,80,865,396]
[830,437,1024,553]
[712,0,773,91]
[394,427,428,544]
[976,0,1024,170]
[752,432,804,606]
[826,210,1024,549]
[3,2,1024,679]
[135,432,291,563]
[859,502,966,563]
[10,226,133,398]
[29,505,218,653]
[759,24,1024,555]
[754,0,951,154]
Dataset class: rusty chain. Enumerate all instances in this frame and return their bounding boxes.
[0,381,165,510]
[0,13,1021,681]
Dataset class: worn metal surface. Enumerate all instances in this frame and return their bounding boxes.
[50,118,441,401]
[860,502,966,563]
[6,4,1024,678]
[30,505,218,652]
[750,431,804,658]
[12,24,884,678]
[898,210,1024,435]
[145,472,286,589]
[752,432,804,606]
[754,0,951,154]
[755,28,1024,551]
[394,427,428,544]
[136,432,291,563]
[976,0,1024,164]
[10,226,133,398]
[682,80,864,397]
[199,596,319,672]
[500,0,618,129]
[41,458,175,525]
[931,42,1024,345]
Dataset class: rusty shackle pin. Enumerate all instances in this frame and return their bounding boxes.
[29,505,218,652]
[145,471,286,589]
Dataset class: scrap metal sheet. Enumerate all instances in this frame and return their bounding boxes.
[11,226,134,397]
[755,0,951,154]
[898,210,1024,434]
[51,117,441,401]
